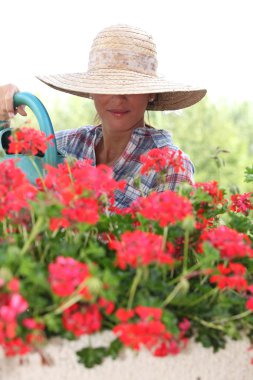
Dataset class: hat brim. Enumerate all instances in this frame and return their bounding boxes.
[36,69,207,111]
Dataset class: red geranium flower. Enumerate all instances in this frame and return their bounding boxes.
[140,147,186,175]
[109,230,175,269]
[198,226,253,259]
[130,190,193,227]
[0,160,37,221]
[230,192,253,215]
[62,303,102,337]
[8,127,54,156]
[210,262,248,291]
[194,181,225,205]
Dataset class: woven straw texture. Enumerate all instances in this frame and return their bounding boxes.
[37,25,206,110]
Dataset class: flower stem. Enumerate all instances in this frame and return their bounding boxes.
[192,316,225,331]
[29,156,46,190]
[2,219,8,236]
[166,262,201,288]
[66,158,74,184]
[128,268,143,309]
[183,229,190,273]
[162,280,187,307]
[214,310,252,324]
[186,288,218,307]
[20,216,44,255]
[162,225,169,251]
[54,294,83,315]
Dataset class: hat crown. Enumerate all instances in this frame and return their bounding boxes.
[88,25,158,76]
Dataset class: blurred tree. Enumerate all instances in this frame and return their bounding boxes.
[147,98,253,193]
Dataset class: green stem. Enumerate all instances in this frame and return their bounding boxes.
[192,316,225,331]
[162,280,186,307]
[183,229,190,273]
[21,224,28,240]
[54,294,83,315]
[20,216,44,255]
[166,262,201,288]
[54,275,97,315]
[128,268,143,309]
[186,288,218,307]
[214,310,252,324]
[2,219,8,236]
[66,158,74,184]
[162,226,169,251]
[190,310,253,332]
[29,156,46,190]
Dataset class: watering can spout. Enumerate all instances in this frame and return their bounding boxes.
[0,92,64,184]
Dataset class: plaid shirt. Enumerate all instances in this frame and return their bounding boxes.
[56,125,194,208]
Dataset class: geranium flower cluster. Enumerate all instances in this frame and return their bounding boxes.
[140,147,186,175]
[114,306,190,357]
[40,160,126,230]
[230,192,253,215]
[48,256,92,298]
[7,127,53,156]
[210,262,248,291]
[0,126,252,368]
[199,226,253,259]
[0,278,44,357]
[129,190,193,227]
[63,303,102,337]
[109,230,175,269]
[0,160,37,221]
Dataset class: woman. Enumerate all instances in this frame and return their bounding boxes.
[0,24,207,208]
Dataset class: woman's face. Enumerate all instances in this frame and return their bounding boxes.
[91,94,150,133]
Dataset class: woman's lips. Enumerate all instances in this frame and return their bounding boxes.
[108,109,129,117]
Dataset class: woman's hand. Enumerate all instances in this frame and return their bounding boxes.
[0,84,27,120]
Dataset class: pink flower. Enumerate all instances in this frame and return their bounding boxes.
[48,256,91,298]
[230,193,253,214]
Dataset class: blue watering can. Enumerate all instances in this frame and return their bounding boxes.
[0,92,64,184]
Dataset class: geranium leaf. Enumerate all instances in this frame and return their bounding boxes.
[76,346,108,368]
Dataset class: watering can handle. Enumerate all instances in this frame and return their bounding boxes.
[13,92,57,166]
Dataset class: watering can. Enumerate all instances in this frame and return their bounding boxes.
[0,92,64,184]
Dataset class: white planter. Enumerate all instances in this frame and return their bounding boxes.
[1,332,253,380]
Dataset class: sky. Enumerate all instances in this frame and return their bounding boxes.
[1,0,252,105]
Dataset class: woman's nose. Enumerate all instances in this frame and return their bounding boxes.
[111,95,128,102]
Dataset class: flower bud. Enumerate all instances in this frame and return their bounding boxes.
[85,277,102,295]
[182,215,195,233]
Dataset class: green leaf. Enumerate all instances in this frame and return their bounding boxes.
[76,346,108,368]
[107,338,123,360]
[245,166,253,183]
[162,310,179,336]
[76,339,123,368]
[197,242,220,268]
[43,314,65,335]
[195,327,226,352]
[228,212,253,233]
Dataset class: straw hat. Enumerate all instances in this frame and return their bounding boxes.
[36,25,207,111]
